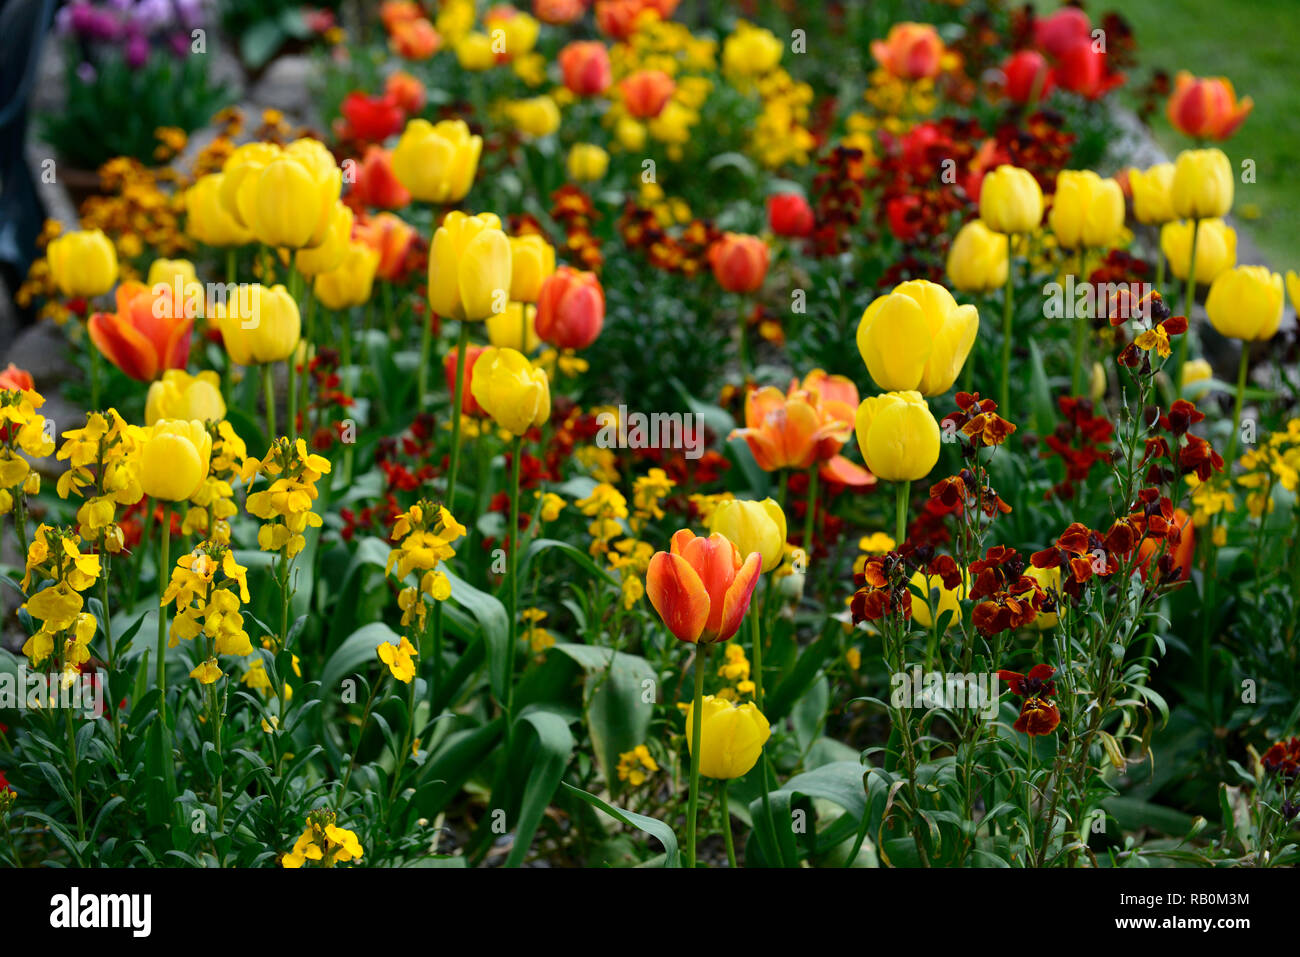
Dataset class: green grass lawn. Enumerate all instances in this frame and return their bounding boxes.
[1043,0,1300,267]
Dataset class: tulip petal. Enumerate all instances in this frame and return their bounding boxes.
[714,551,761,644]
[820,455,876,487]
[646,552,709,644]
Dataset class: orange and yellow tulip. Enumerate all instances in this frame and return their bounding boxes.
[646,529,761,645]
[87,281,195,382]
[1166,71,1252,141]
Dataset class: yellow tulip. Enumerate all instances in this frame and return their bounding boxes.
[1049,170,1125,250]
[469,347,550,434]
[313,241,380,311]
[46,229,118,298]
[145,370,226,426]
[505,96,561,138]
[1128,163,1175,225]
[248,140,342,249]
[1171,148,1233,220]
[146,258,203,308]
[684,695,770,780]
[455,32,496,70]
[216,283,301,365]
[567,143,609,182]
[946,220,1008,293]
[857,280,978,396]
[1023,564,1060,630]
[1289,270,1300,315]
[391,118,482,204]
[910,568,966,631]
[1205,266,1284,341]
[140,419,212,501]
[708,498,787,573]
[185,173,252,247]
[615,117,647,152]
[508,235,556,303]
[428,211,512,321]
[978,165,1043,235]
[854,391,941,483]
[219,142,281,229]
[1161,218,1235,284]
[294,203,354,277]
[1181,358,1213,399]
[486,302,540,353]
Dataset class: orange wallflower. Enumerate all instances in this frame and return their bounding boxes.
[88,281,195,382]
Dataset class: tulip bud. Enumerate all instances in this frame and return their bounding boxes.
[708,498,787,573]
[722,22,783,77]
[979,165,1043,235]
[559,40,612,96]
[444,344,486,415]
[854,391,941,483]
[469,346,550,434]
[508,235,556,303]
[1171,148,1233,220]
[428,211,512,321]
[1206,266,1284,342]
[857,280,979,395]
[391,118,483,204]
[1167,71,1253,141]
[683,695,771,779]
[455,32,496,70]
[505,96,561,139]
[946,220,1008,293]
[46,229,118,298]
[252,139,342,249]
[1128,163,1176,225]
[313,241,380,311]
[1049,170,1125,251]
[217,283,301,365]
[486,302,541,354]
[870,22,944,80]
[620,69,675,119]
[566,142,609,182]
[910,568,967,631]
[219,142,282,230]
[186,173,253,247]
[709,233,769,294]
[646,530,761,645]
[535,266,605,350]
[140,419,212,501]
[1161,218,1236,284]
[145,370,226,426]
[1181,358,1213,399]
[766,193,814,238]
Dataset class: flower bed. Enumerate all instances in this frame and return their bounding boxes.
[2,0,1298,871]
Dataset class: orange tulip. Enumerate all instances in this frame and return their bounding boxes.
[391,17,440,60]
[730,372,874,486]
[87,281,195,382]
[1166,71,1252,141]
[354,212,419,282]
[535,266,605,350]
[444,344,486,415]
[870,22,945,81]
[347,147,412,210]
[620,69,676,119]
[0,364,34,392]
[595,0,679,40]
[708,233,769,294]
[384,70,426,114]
[559,41,612,96]
[646,529,761,645]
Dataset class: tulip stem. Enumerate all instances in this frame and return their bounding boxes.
[446,322,470,508]
[1000,234,1013,414]
[719,781,737,868]
[895,480,910,547]
[263,364,277,441]
[1177,218,1200,382]
[1226,343,1250,469]
[1070,247,1088,397]
[156,504,170,723]
[287,358,298,443]
[802,466,819,561]
[751,602,782,863]
[89,347,101,411]
[504,435,524,732]
[417,306,433,413]
[686,643,710,868]
[736,296,749,379]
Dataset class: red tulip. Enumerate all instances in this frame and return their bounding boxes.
[559,41,612,97]
[1054,36,1124,99]
[869,22,944,80]
[1001,49,1054,104]
[535,266,605,350]
[1034,7,1091,59]
[444,344,486,415]
[354,212,418,281]
[341,92,406,143]
[767,193,814,238]
[595,0,679,40]
[646,529,761,644]
[534,0,586,24]
[709,233,769,294]
[1166,71,1253,141]
[391,17,440,60]
[620,69,675,119]
[347,146,412,210]
[88,281,194,382]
